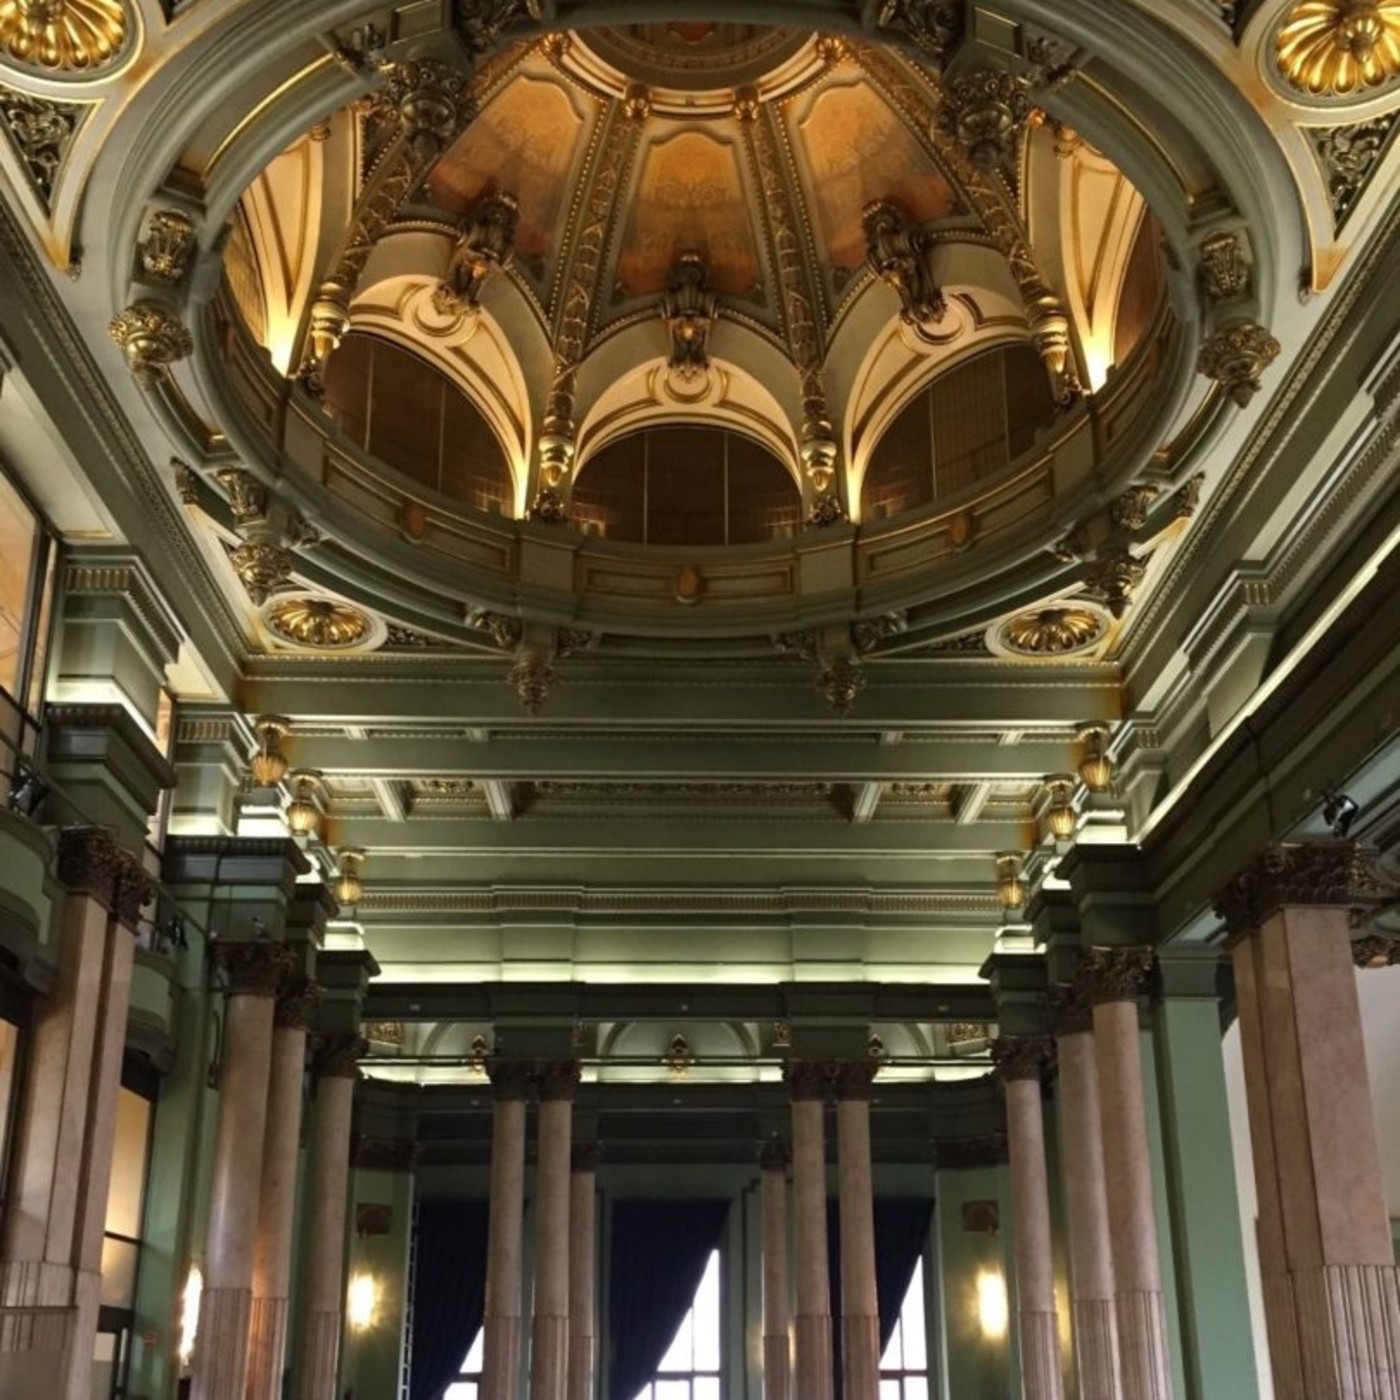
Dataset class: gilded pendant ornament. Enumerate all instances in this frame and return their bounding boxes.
[108,303,193,386]
[999,606,1105,655]
[1196,320,1282,406]
[267,596,372,649]
[0,0,127,73]
[1275,1,1400,96]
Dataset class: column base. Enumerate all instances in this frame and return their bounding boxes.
[762,1332,791,1400]
[530,1312,569,1400]
[1293,1263,1400,1400]
[1019,1307,1066,1400]
[246,1293,290,1400]
[794,1314,834,1400]
[192,1285,253,1400]
[483,1313,523,1400]
[1114,1289,1173,1400]
[294,1306,342,1400]
[841,1312,880,1400]
[1071,1295,1122,1400]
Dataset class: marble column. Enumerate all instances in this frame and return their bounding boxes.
[246,978,318,1400]
[0,832,148,1400]
[293,1035,364,1400]
[1047,986,1122,1400]
[787,1063,834,1400]
[531,1061,579,1400]
[991,1036,1065,1400]
[193,940,297,1400]
[482,1061,531,1400]
[1082,947,1174,1400]
[759,1140,792,1400]
[834,1063,880,1400]
[1216,842,1400,1400]
[567,1143,597,1400]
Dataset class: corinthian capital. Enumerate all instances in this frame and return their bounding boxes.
[1079,945,1155,1005]
[1213,840,1387,938]
[212,939,298,997]
[990,1034,1055,1082]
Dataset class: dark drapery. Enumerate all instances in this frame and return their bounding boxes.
[607,1198,730,1400]
[826,1196,935,1396]
[409,1197,491,1400]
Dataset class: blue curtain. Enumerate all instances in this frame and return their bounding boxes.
[607,1198,730,1400]
[827,1196,935,1396]
[409,1197,490,1400]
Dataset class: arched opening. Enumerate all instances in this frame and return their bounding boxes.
[859,343,1058,523]
[322,332,515,515]
[572,425,801,545]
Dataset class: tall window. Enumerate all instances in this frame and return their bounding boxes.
[630,1247,722,1400]
[879,1256,930,1400]
[442,1327,483,1399]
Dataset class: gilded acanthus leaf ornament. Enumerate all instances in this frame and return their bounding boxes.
[435,191,518,317]
[1198,230,1250,302]
[228,542,293,605]
[1212,841,1389,937]
[0,0,127,72]
[1079,945,1155,1005]
[1309,115,1400,226]
[139,210,196,285]
[661,252,718,381]
[108,303,193,387]
[507,652,555,714]
[990,1035,1055,1082]
[1196,320,1282,406]
[872,0,963,64]
[1275,0,1400,96]
[1110,483,1163,533]
[818,658,866,717]
[938,68,1035,169]
[378,58,476,162]
[0,89,82,207]
[1082,547,1147,619]
[862,199,947,331]
[455,0,543,57]
[214,467,267,525]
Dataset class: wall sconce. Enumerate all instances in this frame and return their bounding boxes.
[178,1264,203,1367]
[334,848,366,906]
[994,852,1025,911]
[347,1271,380,1331]
[250,715,292,786]
[1076,721,1114,792]
[977,1269,1008,1339]
[1042,774,1078,842]
[286,771,322,836]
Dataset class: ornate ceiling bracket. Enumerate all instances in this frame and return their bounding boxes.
[297,57,477,392]
[865,0,964,69]
[774,615,905,714]
[434,191,519,318]
[863,198,948,333]
[455,0,547,58]
[661,252,717,382]
[468,610,588,713]
[1196,320,1282,406]
[108,301,193,387]
[530,359,577,522]
[1082,545,1148,618]
[137,209,197,287]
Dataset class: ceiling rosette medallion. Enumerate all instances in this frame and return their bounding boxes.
[265,596,377,651]
[1275,0,1400,97]
[992,604,1108,659]
[0,0,129,74]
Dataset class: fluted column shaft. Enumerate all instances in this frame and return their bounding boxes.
[1217,843,1400,1400]
[993,1038,1065,1400]
[531,1061,578,1400]
[194,942,297,1400]
[482,1063,530,1400]
[246,982,316,1400]
[835,1064,880,1400]
[760,1143,792,1400]
[788,1065,834,1400]
[1084,949,1173,1400]
[293,1037,362,1400]
[567,1145,597,1400]
[1051,1011,1123,1400]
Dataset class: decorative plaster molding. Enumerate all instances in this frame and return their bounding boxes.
[212,939,297,997]
[1213,840,1388,936]
[1079,945,1155,1004]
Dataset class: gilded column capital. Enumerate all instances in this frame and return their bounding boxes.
[487,1057,535,1101]
[274,977,322,1030]
[1080,945,1156,1005]
[212,939,297,997]
[1045,980,1094,1036]
[1213,840,1387,938]
[830,1059,880,1100]
[313,1032,367,1079]
[536,1058,581,1102]
[990,1034,1056,1082]
[55,825,121,907]
[758,1139,791,1171]
[571,1142,599,1173]
[784,1059,833,1102]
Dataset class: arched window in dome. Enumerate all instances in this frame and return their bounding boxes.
[322,332,514,516]
[860,343,1058,523]
[572,425,801,546]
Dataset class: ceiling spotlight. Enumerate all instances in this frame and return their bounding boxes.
[286,771,322,837]
[1322,791,1359,839]
[1043,774,1078,842]
[250,715,292,786]
[1076,720,1114,793]
[334,847,367,907]
[994,852,1025,911]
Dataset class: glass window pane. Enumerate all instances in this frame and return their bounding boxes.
[105,1089,152,1239]
[654,1382,689,1400]
[879,1381,901,1400]
[461,1327,484,1372]
[99,1235,140,1308]
[0,472,38,699]
[880,1319,903,1371]
[690,1251,721,1372]
[655,1309,694,1373]
[904,1378,929,1400]
[23,540,55,719]
[442,1383,475,1400]
[694,1378,720,1400]
[900,1260,927,1371]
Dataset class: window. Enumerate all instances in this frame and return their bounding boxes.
[0,1014,24,1219]
[442,1326,484,1400]
[878,1257,930,1400]
[630,1247,722,1400]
